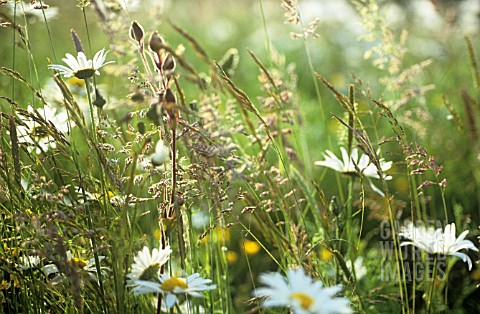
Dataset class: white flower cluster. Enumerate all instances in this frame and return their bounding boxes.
[400,222,478,270]
[127,246,216,308]
[16,105,71,154]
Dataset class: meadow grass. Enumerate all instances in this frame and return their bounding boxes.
[0,0,479,313]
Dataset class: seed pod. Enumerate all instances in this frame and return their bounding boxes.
[129,21,144,44]
[165,88,176,104]
[163,53,176,71]
[163,89,178,130]
[93,88,106,108]
[148,31,164,53]
[176,197,184,207]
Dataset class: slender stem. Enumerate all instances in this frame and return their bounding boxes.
[427,255,438,313]
[82,7,93,55]
[346,85,355,258]
[139,47,159,94]
[346,176,354,258]
[257,0,272,65]
[440,186,448,222]
[11,1,16,99]
[84,79,98,140]
[169,128,186,270]
[82,77,107,313]
[382,185,409,314]
[38,0,57,62]
[347,85,355,155]
[156,291,163,314]
[156,236,168,314]
[169,128,177,218]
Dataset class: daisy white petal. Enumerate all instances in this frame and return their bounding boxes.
[128,280,162,295]
[16,105,71,153]
[340,147,352,169]
[357,152,370,170]
[92,49,105,67]
[18,255,41,270]
[49,49,114,79]
[48,64,74,75]
[367,178,385,197]
[151,140,170,166]
[63,53,82,70]
[127,245,171,282]
[400,222,478,270]
[315,147,392,180]
[451,252,474,271]
[455,230,470,243]
[164,293,178,308]
[158,273,216,308]
[255,268,352,314]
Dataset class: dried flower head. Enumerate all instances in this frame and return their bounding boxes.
[281,0,299,25]
[129,20,144,44]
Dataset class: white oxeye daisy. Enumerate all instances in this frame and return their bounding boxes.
[159,273,217,308]
[347,257,367,281]
[400,222,478,270]
[314,147,392,196]
[255,268,352,314]
[16,105,71,154]
[6,1,59,20]
[151,139,170,166]
[18,255,41,270]
[67,252,109,280]
[119,0,142,11]
[48,49,114,79]
[44,251,109,284]
[126,246,172,294]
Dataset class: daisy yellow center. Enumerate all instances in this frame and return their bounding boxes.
[67,77,85,87]
[68,257,87,268]
[160,277,187,292]
[139,263,160,281]
[289,292,314,310]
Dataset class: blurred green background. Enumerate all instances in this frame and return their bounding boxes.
[1,0,479,221]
